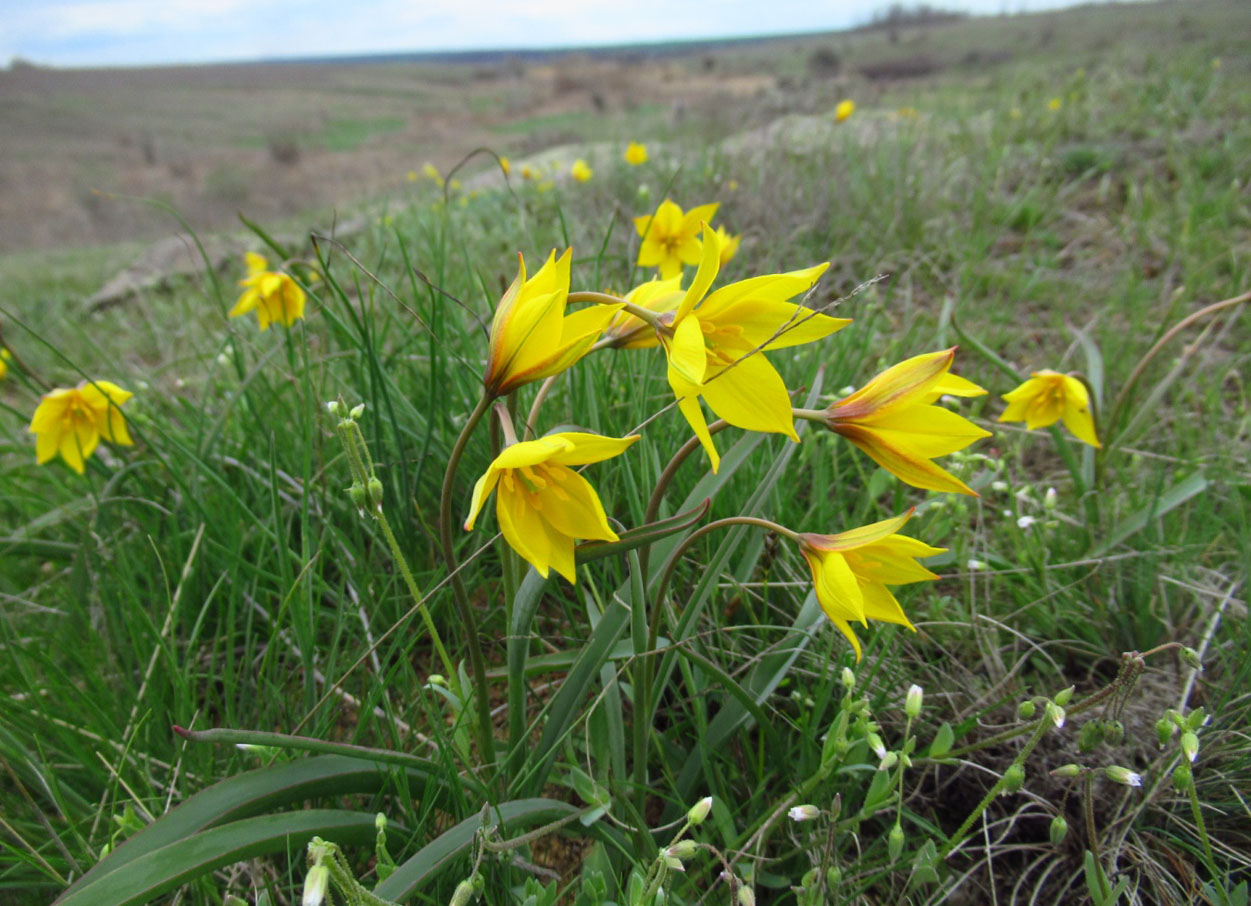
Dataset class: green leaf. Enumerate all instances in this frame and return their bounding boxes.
[1093,470,1208,556]
[57,755,437,899]
[373,799,580,901]
[54,810,380,906]
[929,723,955,758]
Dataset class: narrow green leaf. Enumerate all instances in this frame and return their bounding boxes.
[1093,470,1208,556]
[54,810,379,906]
[575,499,711,564]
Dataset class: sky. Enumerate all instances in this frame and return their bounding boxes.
[2,0,1107,68]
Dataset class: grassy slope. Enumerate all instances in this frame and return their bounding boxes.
[1,1,1248,903]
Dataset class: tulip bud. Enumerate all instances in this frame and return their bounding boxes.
[1018,700,1037,719]
[688,796,713,826]
[788,805,820,822]
[887,823,905,862]
[1181,731,1199,763]
[1049,816,1069,845]
[1105,766,1142,787]
[1002,763,1025,793]
[905,684,923,719]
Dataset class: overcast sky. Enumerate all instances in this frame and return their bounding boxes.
[3,0,1110,68]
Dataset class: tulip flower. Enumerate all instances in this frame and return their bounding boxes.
[634,199,720,279]
[571,159,593,182]
[713,225,741,266]
[464,431,638,582]
[625,141,648,165]
[805,349,990,495]
[659,230,847,472]
[835,99,855,122]
[229,252,306,330]
[999,370,1101,448]
[798,510,943,660]
[602,274,684,349]
[483,249,621,396]
[29,380,134,474]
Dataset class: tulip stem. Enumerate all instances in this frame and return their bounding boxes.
[439,393,498,772]
[567,291,664,330]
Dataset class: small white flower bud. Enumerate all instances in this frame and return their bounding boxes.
[878,751,898,771]
[867,732,887,759]
[1105,765,1143,787]
[840,667,856,690]
[667,840,697,859]
[905,684,923,719]
[1046,702,1066,729]
[1044,487,1058,510]
[788,804,820,822]
[349,403,365,419]
[967,559,988,571]
[688,796,713,825]
[1181,731,1199,763]
[1016,515,1036,529]
[326,400,343,416]
[302,864,329,906]
[663,854,685,871]
[991,480,1009,492]
[737,885,756,906]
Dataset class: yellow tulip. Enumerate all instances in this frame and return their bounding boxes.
[625,141,648,166]
[713,225,741,266]
[602,274,684,350]
[571,159,593,182]
[229,252,306,330]
[464,431,639,582]
[798,510,943,661]
[634,199,720,279]
[483,249,621,396]
[29,380,134,474]
[835,99,855,123]
[659,228,847,472]
[999,369,1100,448]
[816,349,990,495]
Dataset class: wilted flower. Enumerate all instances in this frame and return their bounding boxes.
[625,141,648,165]
[798,510,943,660]
[835,99,855,122]
[29,380,134,474]
[999,370,1100,448]
[571,159,593,182]
[463,431,638,583]
[483,249,621,395]
[634,198,720,279]
[812,349,990,495]
[229,252,307,330]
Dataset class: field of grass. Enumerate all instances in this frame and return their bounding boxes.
[1,2,1249,904]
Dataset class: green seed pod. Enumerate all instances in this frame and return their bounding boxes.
[449,879,476,906]
[348,482,368,511]
[667,840,698,859]
[825,867,842,888]
[1053,686,1075,707]
[1172,762,1193,793]
[367,476,384,508]
[1155,716,1175,747]
[1017,700,1037,720]
[1002,763,1025,793]
[1078,720,1102,753]
[1049,816,1069,845]
[887,823,905,862]
[1051,763,1082,779]
[1105,720,1125,745]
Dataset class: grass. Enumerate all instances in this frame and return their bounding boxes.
[1,2,1249,904]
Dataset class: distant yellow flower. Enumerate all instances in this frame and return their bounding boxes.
[464,431,639,582]
[571,159,593,182]
[727,179,739,192]
[815,349,990,495]
[1047,97,1062,112]
[895,106,920,120]
[229,252,306,330]
[499,156,511,176]
[660,229,847,471]
[798,510,942,661]
[449,178,463,191]
[713,225,741,266]
[423,162,444,186]
[484,249,621,396]
[1009,107,1023,120]
[29,380,133,474]
[625,141,648,165]
[1000,369,1100,448]
[634,199,720,279]
[406,169,418,182]
[0,348,10,381]
[521,164,535,180]
[835,99,855,122]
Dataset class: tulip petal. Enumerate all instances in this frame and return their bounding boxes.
[812,550,866,623]
[497,484,552,579]
[801,511,914,552]
[547,433,639,466]
[675,227,722,323]
[837,424,979,496]
[35,426,60,464]
[858,405,992,457]
[859,581,917,629]
[464,468,502,530]
[493,436,575,470]
[676,394,720,473]
[701,350,798,440]
[666,315,708,388]
[833,350,955,420]
[534,466,618,542]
